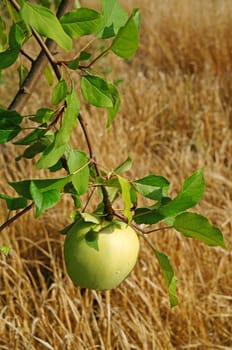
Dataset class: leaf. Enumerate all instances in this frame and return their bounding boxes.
[0,108,23,143]
[51,79,68,105]
[16,141,47,160]
[30,108,54,124]
[106,82,120,127]
[134,207,164,225]
[30,181,60,217]
[54,88,80,146]
[159,169,205,217]
[154,249,178,307]
[60,8,103,38]
[174,212,226,249]
[14,128,46,145]
[110,10,140,58]
[0,46,20,69]
[9,176,71,200]
[117,175,132,222]
[134,174,170,200]
[36,142,67,170]
[0,17,7,52]
[0,245,10,256]
[81,75,114,108]
[0,21,27,69]
[0,108,23,126]
[9,21,28,47]
[17,64,28,86]
[67,150,90,195]
[21,2,72,51]
[98,0,128,39]
[44,65,54,86]
[67,51,91,70]
[0,194,27,210]
[114,156,132,174]
[37,88,80,169]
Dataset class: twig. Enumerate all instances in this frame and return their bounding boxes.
[78,114,114,220]
[0,203,34,233]
[8,0,73,113]
[113,211,171,235]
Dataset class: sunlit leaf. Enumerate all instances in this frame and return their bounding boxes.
[174,212,226,248]
[21,1,72,51]
[67,150,90,195]
[134,174,170,200]
[30,181,60,217]
[51,79,68,105]
[154,249,178,307]
[159,169,205,217]
[110,9,140,58]
[98,0,128,39]
[81,75,114,108]
[117,175,132,222]
[60,8,103,38]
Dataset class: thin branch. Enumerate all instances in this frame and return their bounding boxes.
[79,47,111,70]
[20,49,34,63]
[78,113,114,220]
[113,211,171,235]
[0,203,34,233]
[8,0,73,113]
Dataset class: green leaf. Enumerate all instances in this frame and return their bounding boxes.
[67,51,91,70]
[51,79,68,105]
[0,108,23,126]
[81,75,114,108]
[9,176,71,200]
[55,88,80,146]
[36,142,66,170]
[30,108,54,124]
[44,65,54,86]
[60,8,103,38]
[0,22,27,68]
[16,141,47,160]
[67,150,90,195]
[30,181,60,217]
[9,22,26,47]
[0,46,20,69]
[174,212,226,249]
[114,156,132,174]
[0,108,23,143]
[0,194,27,210]
[21,2,72,51]
[134,207,164,225]
[0,245,10,256]
[0,17,7,52]
[17,64,28,86]
[14,128,46,145]
[117,175,132,222]
[134,174,170,200]
[37,88,80,169]
[106,82,120,127]
[159,169,205,217]
[154,249,178,307]
[110,10,140,58]
[98,0,128,39]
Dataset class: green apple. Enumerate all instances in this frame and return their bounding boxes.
[64,219,140,290]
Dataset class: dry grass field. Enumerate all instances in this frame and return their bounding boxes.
[0,0,232,349]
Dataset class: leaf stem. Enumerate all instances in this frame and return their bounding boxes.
[79,47,111,69]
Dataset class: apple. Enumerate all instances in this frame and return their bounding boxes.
[64,219,140,290]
